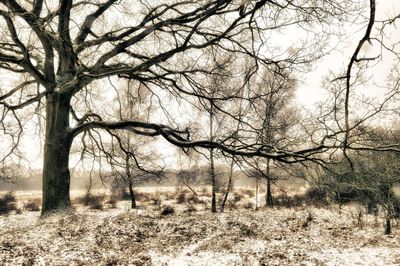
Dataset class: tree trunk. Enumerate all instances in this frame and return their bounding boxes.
[42,92,73,215]
[266,159,273,207]
[210,148,217,213]
[209,102,217,213]
[255,177,259,211]
[124,149,137,209]
[128,180,137,209]
[385,216,392,235]
[220,160,234,213]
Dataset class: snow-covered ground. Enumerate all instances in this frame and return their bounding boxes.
[1,199,399,265]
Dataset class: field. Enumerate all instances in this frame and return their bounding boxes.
[0,188,400,265]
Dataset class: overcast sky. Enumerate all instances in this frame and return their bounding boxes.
[296,0,400,108]
[3,1,399,170]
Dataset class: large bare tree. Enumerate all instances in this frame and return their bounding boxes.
[0,0,364,214]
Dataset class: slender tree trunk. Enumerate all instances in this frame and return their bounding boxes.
[124,147,137,209]
[128,180,137,209]
[210,148,217,213]
[255,177,259,211]
[42,92,73,214]
[221,160,234,213]
[385,215,392,235]
[265,159,273,207]
[209,102,217,213]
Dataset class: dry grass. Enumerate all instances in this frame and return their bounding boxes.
[0,203,399,265]
[1,187,399,265]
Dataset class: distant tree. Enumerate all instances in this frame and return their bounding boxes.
[242,67,299,207]
[103,82,163,209]
[176,168,200,196]
[198,52,235,213]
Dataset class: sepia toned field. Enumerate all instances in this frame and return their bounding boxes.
[0,188,400,265]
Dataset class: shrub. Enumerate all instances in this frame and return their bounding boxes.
[184,205,197,213]
[302,210,314,228]
[176,192,186,204]
[305,186,327,202]
[227,200,238,210]
[243,202,254,210]
[24,199,41,211]
[187,194,203,204]
[119,189,131,201]
[136,192,150,202]
[89,198,104,210]
[0,192,17,215]
[274,194,306,208]
[152,196,161,206]
[106,198,118,208]
[232,192,243,203]
[160,206,175,216]
[77,193,104,210]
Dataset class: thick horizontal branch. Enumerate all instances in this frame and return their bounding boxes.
[71,119,330,163]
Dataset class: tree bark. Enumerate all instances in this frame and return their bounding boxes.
[42,92,73,214]
[209,102,217,213]
[385,215,391,235]
[128,180,137,209]
[265,159,273,207]
[210,148,217,213]
[220,160,234,213]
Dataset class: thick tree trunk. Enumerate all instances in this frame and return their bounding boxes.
[42,92,73,215]
[128,180,137,209]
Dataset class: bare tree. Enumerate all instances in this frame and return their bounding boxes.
[252,68,299,207]
[0,0,361,214]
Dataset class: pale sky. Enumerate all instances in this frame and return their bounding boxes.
[296,0,400,108]
[2,1,400,170]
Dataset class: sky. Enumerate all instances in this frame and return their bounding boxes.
[1,0,400,171]
[296,0,400,108]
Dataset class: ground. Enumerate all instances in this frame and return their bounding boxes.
[0,190,399,265]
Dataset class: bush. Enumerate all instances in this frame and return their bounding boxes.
[0,192,17,215]
[160,206,175,216]
[24,199,41,211]
[106,198,117,209]
[227,200,238,210]
[119,189,131,201]
[232,193,243,203]
[77,193,104,210]
[305,186,329,204]
[184,205,197,213]
[274,194,306,208]
[187,194,203,204]
[176,192,186,204]
[136,192,151,202]
[243,202,254,210]
[89,196,104,210]
[152,196,161,206]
